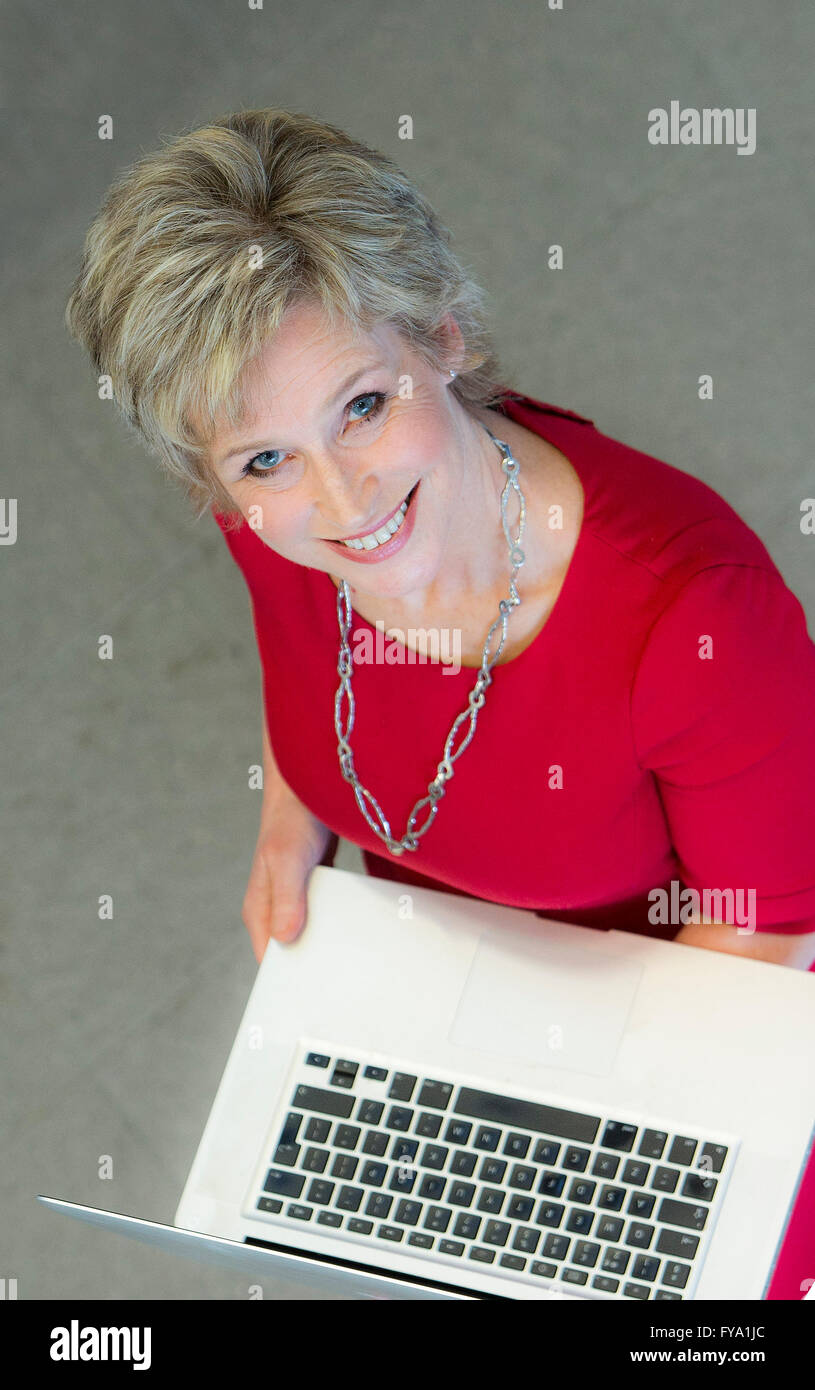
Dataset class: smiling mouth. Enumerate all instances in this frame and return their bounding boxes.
[330,483,418,550]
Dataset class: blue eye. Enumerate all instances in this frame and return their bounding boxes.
[241,391,388,480]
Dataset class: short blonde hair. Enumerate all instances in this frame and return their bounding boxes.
[64,106,510,527]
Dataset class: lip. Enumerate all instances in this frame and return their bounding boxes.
[331,490,411,544]
[322,482,420,564]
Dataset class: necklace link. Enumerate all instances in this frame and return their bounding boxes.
[333,422,525,856]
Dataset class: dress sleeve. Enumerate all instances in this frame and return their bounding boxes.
[630,564,815,933]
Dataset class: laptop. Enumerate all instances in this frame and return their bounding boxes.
[38,863,815,1300]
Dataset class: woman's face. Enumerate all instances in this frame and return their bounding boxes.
[207,301,493,604]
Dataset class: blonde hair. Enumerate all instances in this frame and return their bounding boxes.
[64,106,511,528]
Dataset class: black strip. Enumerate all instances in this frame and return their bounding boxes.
[243,1234,507,1300]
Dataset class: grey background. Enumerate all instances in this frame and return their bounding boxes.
[2,0,813,1299]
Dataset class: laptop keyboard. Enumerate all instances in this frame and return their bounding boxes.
[245,1046,739,1299]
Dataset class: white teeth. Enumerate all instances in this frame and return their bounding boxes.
[341,491,412,549]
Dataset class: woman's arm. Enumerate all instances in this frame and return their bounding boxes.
[674,917,815,970]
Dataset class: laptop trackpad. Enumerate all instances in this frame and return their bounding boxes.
[447,929,643,1078]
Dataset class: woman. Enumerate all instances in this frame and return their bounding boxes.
[64,107,815,970]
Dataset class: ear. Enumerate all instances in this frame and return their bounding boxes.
[437,313,467,377]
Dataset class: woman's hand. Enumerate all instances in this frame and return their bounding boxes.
[242,794,337,963]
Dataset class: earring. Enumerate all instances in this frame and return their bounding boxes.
[449,370,456,379]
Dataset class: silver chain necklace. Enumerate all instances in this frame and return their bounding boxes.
[333,417,526,856]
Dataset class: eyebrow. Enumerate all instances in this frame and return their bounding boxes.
[215,361,382,467]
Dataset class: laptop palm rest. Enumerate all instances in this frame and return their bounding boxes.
[447,928,644,1077]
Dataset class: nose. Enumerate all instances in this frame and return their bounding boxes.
[309,449,380,538]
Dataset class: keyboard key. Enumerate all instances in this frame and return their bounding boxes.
[330,1059,359,1089]
[563,1267,588,1285]
[479,1158,507,1184]
[533,1140,561,1165]
[287,1204,313,1221]
[627,1192,655,1219]
[425,1206,452,1232]
[625,1223,654,1249]
[306,1179,335,1205]
[448,1182,476,1207]
[565,1209,594,1235]
[591,1152,620,1179]
[474,1126,502,1151]
[389,1166,416,1193]
[470,1247,496,1263]
[596,1216,624,1242]
[513,1227,541,1254]
[657,1198,708,1231]
[272,1142,301,1167]
[421,1144,449,1170]
[377,1224,404,1242]
[454,1087,600,1145]
[317,1211,342,1227]
[409,1232,434,1248]
[302,1147,329,1173]
[477,1188,505,1215]
[391,1138,419,1163]
[506,1195,535,1221]
[365,1193,392,1219]
[363,1066,387,1081]
[632,1255,660,1282]
[306,1052,331,1068]
[293,1085,354,1118]
[445,1119,472,1145]
[567,1179,596,1204]
[682,1173,717,1201]
[263,1168,305,1198]
[501,1254,527,1271]
[416,1112,443,1138]
[336,1185,364,1211]
[348,1217,374,1233]
[572,1241,600,1267]
[418,1175,446,1201]
[359,1161,387,1186]
[386,1105,413,1131]
[621,1160,650,1185]
[668,1135,698,1166]
[536,1202,564,1228]
[623,1282,650,1299]
[563,1146,591,1172]
[638,1129,667,1159]
[531,1260,558,1278]
[600,1121,638,1152]
[356,1100,384,1125]
[655,1290,682,1299]
[362,1130,389,1157]
[417,1079,453,1110]
[330,1154,358,1180]
[439,1239,464,1256]
[483,1220,511,1246]
[394,1200,422,1225]
[256,1197,282,1214]
[450,1151,477,1176]
[601,1247,630,1275]
[651,1166,679,1193]
[656,1228,699,1259]
[699,1142,728,1174]
[304,1117,331,1143]
[538,1171,566,1197]
[592,1275,620,1293]
[503,1132,531,1159]
[334,1124,361,1150]
[661,1261,692,1289]
[453,1213,482,1240]
[508,1164,537,1190]
[388,1073,417,1102]
[597,1185,626,1211]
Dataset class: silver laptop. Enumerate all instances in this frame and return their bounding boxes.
[39,864,815,1300]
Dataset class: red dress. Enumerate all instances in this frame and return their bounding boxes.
[213,390,815,1297]
[213,390,815,944]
